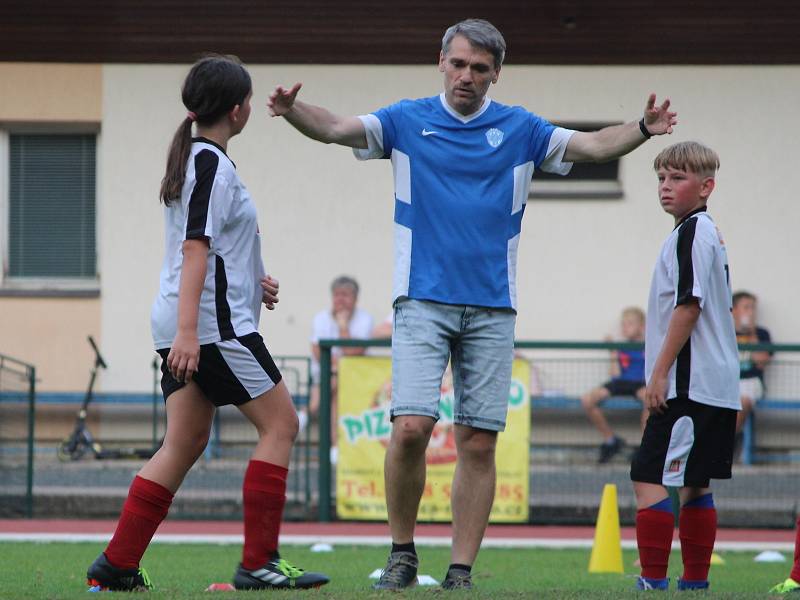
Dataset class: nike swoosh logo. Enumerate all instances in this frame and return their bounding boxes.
[421,129,438,136]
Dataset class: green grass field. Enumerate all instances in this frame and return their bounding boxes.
[0,542,790,599]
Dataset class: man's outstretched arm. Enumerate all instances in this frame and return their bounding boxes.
[268,82,368,149]
[564,93,678,163]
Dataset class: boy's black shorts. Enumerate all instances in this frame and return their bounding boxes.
[603,379,645,397]
[157,332,282,407]
[631,396,737,488]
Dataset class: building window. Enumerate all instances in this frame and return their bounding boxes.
[6,133,97,285]
[530,122,623,200]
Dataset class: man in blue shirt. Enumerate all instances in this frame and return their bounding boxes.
[268,18,678,590]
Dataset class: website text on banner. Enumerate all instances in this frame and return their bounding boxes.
[336,356,530,522]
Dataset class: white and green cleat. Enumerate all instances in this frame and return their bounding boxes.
[233,555,329,590]
[770,578,800,594]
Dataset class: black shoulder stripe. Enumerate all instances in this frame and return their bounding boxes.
[675,217,698,306]
[186,149,219,239]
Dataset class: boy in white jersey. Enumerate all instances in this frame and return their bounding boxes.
[631,141,739,592]
[268,19,678,591]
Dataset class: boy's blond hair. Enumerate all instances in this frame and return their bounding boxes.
[653,141,720,178]
[621,306,645,325]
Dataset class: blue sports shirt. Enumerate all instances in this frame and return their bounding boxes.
[616,349,646,382]
[355,94,574,310]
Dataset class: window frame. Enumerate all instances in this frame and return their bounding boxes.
[0,123,101,297]
[529,121,624,201]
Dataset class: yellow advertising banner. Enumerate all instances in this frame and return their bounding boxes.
[336,357,530,522]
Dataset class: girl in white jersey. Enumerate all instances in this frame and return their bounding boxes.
[86,55,328,592]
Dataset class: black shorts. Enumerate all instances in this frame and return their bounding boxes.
[156,332,282,407]
[631,396,737,488]
[603,379,645,397]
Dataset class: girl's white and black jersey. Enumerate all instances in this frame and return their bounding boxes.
[151,138,265,349]
[645,207,740,410]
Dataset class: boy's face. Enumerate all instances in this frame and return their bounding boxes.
[732,297,757,330]
[657,166,715,222]
[621,314,645,341]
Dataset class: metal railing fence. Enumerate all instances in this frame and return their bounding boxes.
[0,352,36,517]
[317,339,800,527]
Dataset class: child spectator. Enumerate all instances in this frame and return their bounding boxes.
[732,290,773,439]
[581,307,648,463]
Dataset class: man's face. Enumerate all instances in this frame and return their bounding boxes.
[656,166,714,222]
[439,35,500,116]
[733,297,757,330]
[332,285,357,314]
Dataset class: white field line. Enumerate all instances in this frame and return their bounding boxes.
[0,532,793,552]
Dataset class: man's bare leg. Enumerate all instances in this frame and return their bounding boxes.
[384,415,435,543]
[450,424,498,566]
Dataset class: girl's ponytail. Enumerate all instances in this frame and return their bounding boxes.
[159,55,251,206]
[159,116,194,206]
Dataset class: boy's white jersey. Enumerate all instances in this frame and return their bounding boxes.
[151,138,265,349]
[646,208,740,409]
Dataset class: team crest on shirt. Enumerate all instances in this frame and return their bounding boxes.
[485,128,504,148]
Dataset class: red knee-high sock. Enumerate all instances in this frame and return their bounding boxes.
[679,499,717,582]
[241,460,288,570]
[104,476,174,569]
[636,506,675,579]
[791,516,800,582]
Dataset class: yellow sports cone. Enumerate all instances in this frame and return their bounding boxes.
[588,483,624,573]
[710,552,725,565]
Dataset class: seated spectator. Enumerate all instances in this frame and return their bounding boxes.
[732,291,773,437]
[307,276,373,457]
[580,307,648,463]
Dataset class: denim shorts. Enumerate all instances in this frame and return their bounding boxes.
[391,298,516,431]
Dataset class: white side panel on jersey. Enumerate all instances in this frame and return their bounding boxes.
[661,415,695,487]
[352,114,384,161]
[512,161,535,215]
[217,338,277,398]
[541,127,576,175]
[393,223,412,301]
[391,149,411,204]
[507,233,521,311]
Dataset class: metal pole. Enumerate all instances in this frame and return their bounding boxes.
[152,356,158,450]
[26,366,36,518]
[318,341,332,522]
[304,357,312,517]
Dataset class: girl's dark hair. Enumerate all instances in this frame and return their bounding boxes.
[160,55,252,205]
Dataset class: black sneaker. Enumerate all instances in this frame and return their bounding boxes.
[372,551,418,590]
[442,568,473,590]
[598,436,625,463]
[86,552,153,591]
[233,555,329,590]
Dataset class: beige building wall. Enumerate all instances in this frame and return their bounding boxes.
[0,63,102,123]
[0,63,102,391]
[2,64,795,392]
[98,63,800,392]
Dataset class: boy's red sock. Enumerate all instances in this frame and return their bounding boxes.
[679,493,716,582]
[636,498,675,580]
[790,516,800,582]
[241,460,288,570]
[104,476,174,569]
